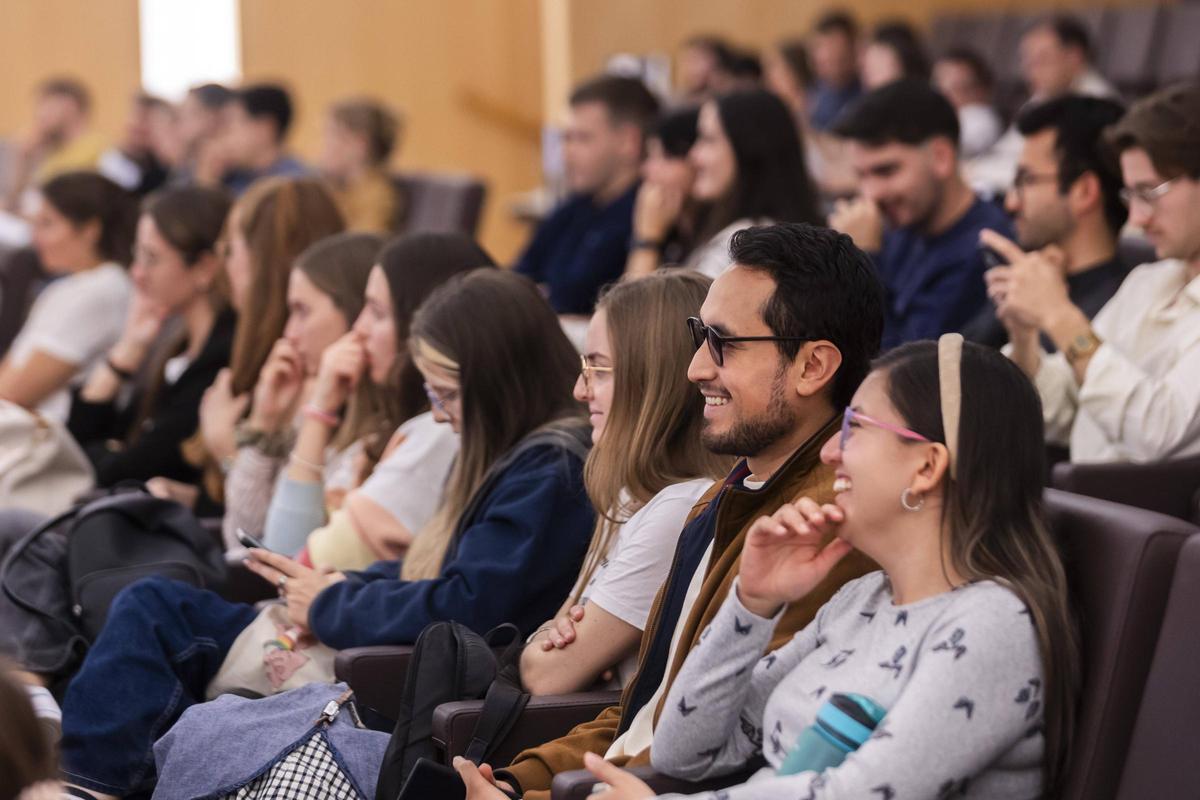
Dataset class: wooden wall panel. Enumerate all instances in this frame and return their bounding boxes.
[0,0,141,147]
[239,0,544,261]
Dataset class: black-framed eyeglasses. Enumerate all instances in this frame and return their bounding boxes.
[686,317,810,367]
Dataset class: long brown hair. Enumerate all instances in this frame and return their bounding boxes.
[0,663,57,796]
[876,341,1079,797]
[227,176,346,394]
[292,231,385,453]
[401,269,582,579]
[573,271,730,601]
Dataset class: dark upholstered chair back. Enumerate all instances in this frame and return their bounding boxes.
[1051,457,1200,525]
[1115,534,1200,797]
[392,172,487,237]
[1046,489,1196,800]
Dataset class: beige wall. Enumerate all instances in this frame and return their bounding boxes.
[0,0,141,146]
[240,0,544,262]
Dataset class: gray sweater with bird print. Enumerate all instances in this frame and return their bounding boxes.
[651,572,1045,800]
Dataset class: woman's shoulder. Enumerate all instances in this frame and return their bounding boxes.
[616,478,714,544]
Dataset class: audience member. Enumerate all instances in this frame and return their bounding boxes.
[220,84,312,196]
[53,268,595,799]
[1021,15,1116,104]
[676,36,738,103]
[0,172,137,420]
[152,177,344,517]
[267,233,492,563]
[829,79,1014,349]
[470,223,884,800]
[168,83,234,186]
[3,78,105,213]
[933,47,1004,159]
[521,271,730,694]
[680,90,822,278]
[968,14,1116,196]
[66,186,234,487]
[860,20,931,90]
[965,95,1128,349]
[763,39,858,198]
[582,338,1079,799]
[515,74,659,315]
[989,82,1200,463]
[624,108,702,277]
[97,93,172,196]
[319,97,403,233]
[807,10,863,131]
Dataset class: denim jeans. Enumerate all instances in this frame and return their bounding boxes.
[59,577,258,795]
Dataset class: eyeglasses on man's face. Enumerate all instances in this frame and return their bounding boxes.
[686,316,810,368]
[1120,177,1179,209]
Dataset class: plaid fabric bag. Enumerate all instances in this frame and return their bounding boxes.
[153,683,389,800]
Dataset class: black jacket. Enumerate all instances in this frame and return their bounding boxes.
[67,308,236,487]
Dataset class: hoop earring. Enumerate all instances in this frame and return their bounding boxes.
[901,488,924,512]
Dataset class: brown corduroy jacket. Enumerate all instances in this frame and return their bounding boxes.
[498,415,876,798]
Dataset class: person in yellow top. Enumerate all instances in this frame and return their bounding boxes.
[4,77,107,212]
[318,97,403,234]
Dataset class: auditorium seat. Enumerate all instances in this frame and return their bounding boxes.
[1154,4,1200,87]
[393,171,487,237]
[1099,6,1163,99]
[1046,489,1195,800]
[547,490,1195,800]
[1114,534,1200,798]
[1051,456,1200,525]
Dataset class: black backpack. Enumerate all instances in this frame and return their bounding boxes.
[0,485,227,678]
[374,621,529,800]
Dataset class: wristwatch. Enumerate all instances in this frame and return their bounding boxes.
[1064,329,1102,365]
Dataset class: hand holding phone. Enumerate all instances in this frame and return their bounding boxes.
[236,528,270,552]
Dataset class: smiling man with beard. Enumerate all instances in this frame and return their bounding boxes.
[459,223,884,800]
[828,79,1013,350]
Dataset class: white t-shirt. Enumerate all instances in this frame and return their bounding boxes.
[685,219,768,279]
[575,478,712,687]
[357,411,460,534]
[7,263,131,421]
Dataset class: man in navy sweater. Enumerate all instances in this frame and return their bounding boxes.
[828,80,1014,350]
[515,75,659,315]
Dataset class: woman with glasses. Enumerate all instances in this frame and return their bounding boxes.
[565,335,1079,800]
[51,267,595,800]
[518,270,732,696]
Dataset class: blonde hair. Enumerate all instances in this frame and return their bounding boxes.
[572,270,731,602]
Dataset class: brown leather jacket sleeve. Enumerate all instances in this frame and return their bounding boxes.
[497,704,623,798]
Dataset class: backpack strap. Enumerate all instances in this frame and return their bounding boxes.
[464,624,531,764]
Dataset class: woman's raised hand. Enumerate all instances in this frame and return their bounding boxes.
[249,338,306,432]
[737,497,853,618]
[310,331,367,414]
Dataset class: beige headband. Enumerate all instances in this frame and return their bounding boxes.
[937,333,963,478]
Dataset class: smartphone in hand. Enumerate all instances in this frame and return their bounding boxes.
[236,528,270,552]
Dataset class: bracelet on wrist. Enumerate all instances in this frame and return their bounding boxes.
[302,404,341,428]
[631,237,664,253]
[289,451,324,475]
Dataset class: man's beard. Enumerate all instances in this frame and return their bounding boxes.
[701,371,798,457]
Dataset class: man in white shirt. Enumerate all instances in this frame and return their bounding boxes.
[984,83,1200,463]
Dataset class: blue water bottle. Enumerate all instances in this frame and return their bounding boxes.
[776,692,888,776]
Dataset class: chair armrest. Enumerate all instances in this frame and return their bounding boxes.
[334,645,416,721]
[1051,456,1200,522]
[551,764,756,800]
[434,690,621,767]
